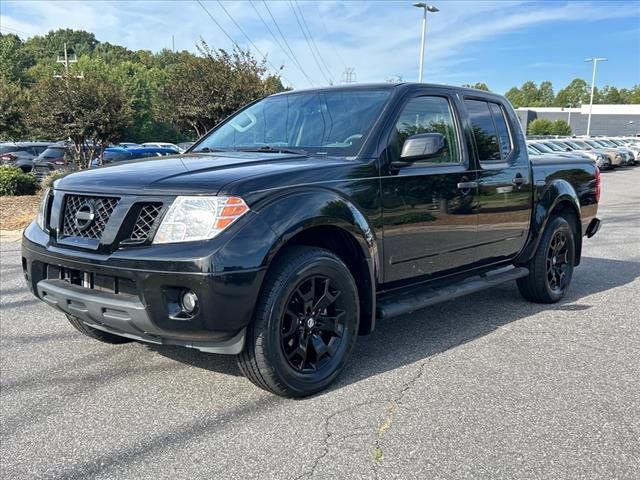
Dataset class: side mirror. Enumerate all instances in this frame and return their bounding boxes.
[396,133,447,167]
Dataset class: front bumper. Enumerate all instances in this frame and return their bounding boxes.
[22,221,272,354]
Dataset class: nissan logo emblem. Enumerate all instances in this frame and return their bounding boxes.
[74,201,96,231]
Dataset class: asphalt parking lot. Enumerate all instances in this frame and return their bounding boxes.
[1,168,639,480]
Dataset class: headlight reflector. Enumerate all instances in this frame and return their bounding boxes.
[36,188,50,231]
[153,196,249,244]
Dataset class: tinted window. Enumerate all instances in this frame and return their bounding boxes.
[392,96,460,164]
[489,103,512,159]
[465,99,501,162]
[39,147,66,158]
[103,151,132,163]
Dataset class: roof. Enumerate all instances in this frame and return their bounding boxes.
[269,83,506,101]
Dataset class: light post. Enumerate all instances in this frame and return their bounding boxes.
[566,103,573,130]
[413,3,438,83]
[584,57,607,137]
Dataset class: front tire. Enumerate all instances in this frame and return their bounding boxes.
[517,215,575,303]
[238,246,359,397]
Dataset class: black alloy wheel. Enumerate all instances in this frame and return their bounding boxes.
[517,215,575,304]
[280,275,346,373]
[238,246,359,397]
[546,230,571,294]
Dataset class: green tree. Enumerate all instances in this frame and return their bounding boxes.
[505,86,524,108]
[22,29,98,63]
[462,82,490,91]
[538,81,555,106]
[551,119,571,136]
[158,41,286,137]
[28,75,132,169]
[527,118,554,136]
[0,79,29,139]
[554,78,589,107]
[0,33,34,83]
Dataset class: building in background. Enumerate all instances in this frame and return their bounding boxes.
[516,105,640,136]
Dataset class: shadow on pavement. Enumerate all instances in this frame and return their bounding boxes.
[149,256,638,391]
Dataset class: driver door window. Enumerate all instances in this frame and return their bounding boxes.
[392,96,461,164]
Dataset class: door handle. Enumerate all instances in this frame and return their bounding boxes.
[512,175,525,186]
[457,181,478,190]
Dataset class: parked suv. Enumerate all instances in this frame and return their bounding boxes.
[23,84,600,397]
[0,142,51,172]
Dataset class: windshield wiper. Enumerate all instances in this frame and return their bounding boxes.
[235,145,308,156]
[192,147,225,153]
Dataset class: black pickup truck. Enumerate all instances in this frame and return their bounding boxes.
[22,84,601,397]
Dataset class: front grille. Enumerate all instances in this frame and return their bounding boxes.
[62,195,119,239]
[130,203,163,242]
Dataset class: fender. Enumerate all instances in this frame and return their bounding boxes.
[255,188,380,334]
[516,178,582,265]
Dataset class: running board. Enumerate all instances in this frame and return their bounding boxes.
[376,266,529,320]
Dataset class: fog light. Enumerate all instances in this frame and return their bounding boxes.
[181,290,198,313]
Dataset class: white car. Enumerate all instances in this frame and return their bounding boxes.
[141,142,183,153]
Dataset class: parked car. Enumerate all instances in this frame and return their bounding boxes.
[177,141,195,151]
[31,142,74,181]
[589,139,634,166]
[22,84,601,397]
[546,139,611,169]
[607,139,638,164]
[141,142,182,153]
[0,142,52,172]
[582,139,624,167]
[117,142,140,148]
[90,146,178,167]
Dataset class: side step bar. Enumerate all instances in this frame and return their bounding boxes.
[376,266,529,320]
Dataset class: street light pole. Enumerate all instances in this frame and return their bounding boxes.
[585,57,607,137]
[413,3,438,83]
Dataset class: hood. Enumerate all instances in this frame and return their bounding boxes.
[54,151,347,196]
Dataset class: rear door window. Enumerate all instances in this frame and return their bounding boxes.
[489,103,512,159]
[464,99,501,162]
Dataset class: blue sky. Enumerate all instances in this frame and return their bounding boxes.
[1,0,639,93]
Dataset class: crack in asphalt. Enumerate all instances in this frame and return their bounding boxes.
[292,400,376,480]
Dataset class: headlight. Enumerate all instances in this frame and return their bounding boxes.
[153,196,249,244]
[36,188,50,231]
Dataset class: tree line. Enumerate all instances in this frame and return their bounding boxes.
[0,29,287,156]
[464,80,639,108]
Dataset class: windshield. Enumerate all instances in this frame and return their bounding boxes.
[542,141,563,152]
[564,140,583,149]
[194,89,391,157]
[594,139,613,147]
[571,140,591,149]
[531,143,553,153]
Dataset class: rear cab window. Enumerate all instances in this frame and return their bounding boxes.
[464,98,514,163]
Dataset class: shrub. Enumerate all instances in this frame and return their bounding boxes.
[527,118,554,136]
[0,166,37,196]
[41,170,69,189]
[551,119,572,136]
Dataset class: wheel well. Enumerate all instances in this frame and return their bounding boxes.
[281,226,375,335]
[551,201,582,266]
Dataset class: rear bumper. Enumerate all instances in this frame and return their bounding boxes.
[22,223,271,354]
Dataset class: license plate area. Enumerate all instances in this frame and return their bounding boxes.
[46,265,137,296]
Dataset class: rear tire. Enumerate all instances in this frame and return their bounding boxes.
[238,246,359,397]
[66,314,133,344]
[517,215,575,303]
